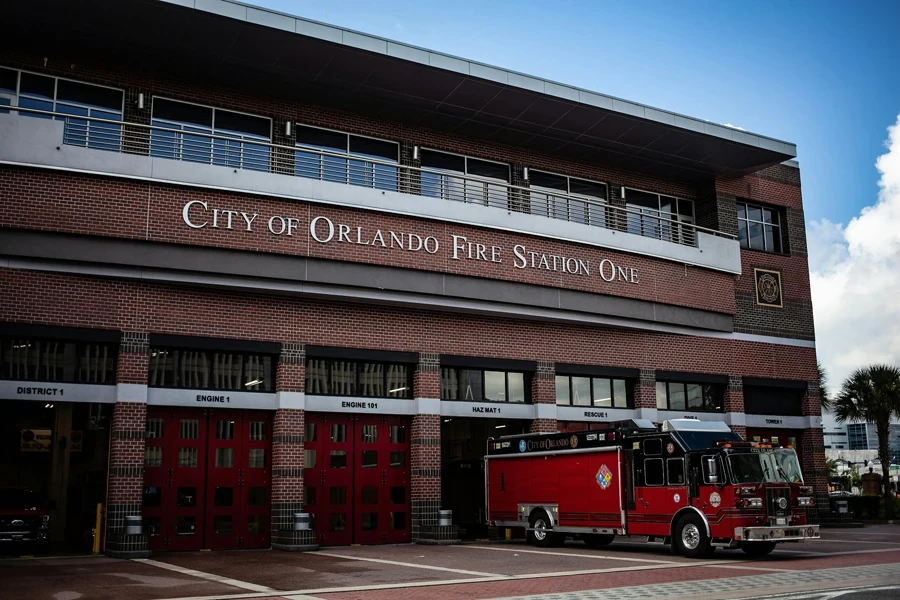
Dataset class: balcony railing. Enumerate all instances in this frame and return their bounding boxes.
[4,107,736,247]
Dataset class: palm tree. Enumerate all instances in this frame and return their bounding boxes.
[817,361,830,412]
[833,365,900,518]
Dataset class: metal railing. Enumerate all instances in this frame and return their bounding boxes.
[5,106,736,247]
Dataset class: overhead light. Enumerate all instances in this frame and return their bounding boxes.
[413,146,419,160]
[443,419,451,423]
[45,403,54,409]
[495,425,506,429]
[389,387,408,393]
[522,167,529,180]
[244,379,263,387]
[285,121,292,136]
[137,93,144,110]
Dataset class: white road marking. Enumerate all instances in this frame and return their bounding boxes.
[827,530,900,537]
[315,550,502,576]
[133,558,276,593]
[807,538,900,545]
[465,544,685,564]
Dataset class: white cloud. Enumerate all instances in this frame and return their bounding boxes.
[723,123,746,131]
[810,113,900,395]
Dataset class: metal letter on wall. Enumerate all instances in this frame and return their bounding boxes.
[754,268,783,308]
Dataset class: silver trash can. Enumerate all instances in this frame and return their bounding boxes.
[438,510,452,527]
[293,512,311,531]
[124,515,142,536]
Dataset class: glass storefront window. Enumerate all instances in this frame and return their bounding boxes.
[148,348,274,392]
[1,338,117,384]
[656,380,724,413]
[440,368,530,403]
[556,374,633,408]
[304,358,412,399]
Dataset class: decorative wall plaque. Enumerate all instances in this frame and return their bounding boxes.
[754,268,783,308]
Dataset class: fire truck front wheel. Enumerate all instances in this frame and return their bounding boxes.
[528,511,562,547]
[739,541,777,557]
[673,514,714,558]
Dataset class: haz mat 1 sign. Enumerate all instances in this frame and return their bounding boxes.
[20,429,52,452]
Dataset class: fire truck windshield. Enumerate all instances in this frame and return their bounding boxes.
[728,450,804,484]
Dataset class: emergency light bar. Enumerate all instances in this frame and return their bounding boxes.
[661,419,732,433]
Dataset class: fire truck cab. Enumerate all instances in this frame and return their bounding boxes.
[485,419,819,558]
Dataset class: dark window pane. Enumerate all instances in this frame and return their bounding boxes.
[0,67,17,93]
[361,512,378,530]
[213,515,232,535]
[180,420,199,439]
[763,208,776,224]
[178,447,198,467]
[625,189,658,210]
[330,450,347,468]
[361,450,377,468]
[747,205,763,222]
[390,486,405,504]
[667,459,685,485]
[358,362,384,397]
[645,458,665,486]
[459,369,483,401]
[20,72,54,99]
[390,512,406,530]
[390,425,406,444]
[214,487,233,507]
[530,171,568,192]
[306,422,317,442]
[215,109,270,138]
[330,361,357,395]
[215,448,234,468]
[569,178,606,200]
[643,438,662,456]
[330,424,346,443]
[764,225,782,253]
[153,98,212,127]
[667,383,686,411]
[738,220,749,248]
[216,420,235,440]
[737,204,746,219]
[361,486,378,505]
[145,516,161,536]
[248,448,265,468]
[467,158,509,181]
[144,447,163,467]
[305,359,329,394]
[677,199,694,218]
[555,375,570,405]
[247,487,267,506]
[660,196,675,214]
[143,486,162,507]
[176,516,196,535]
[56,79,122,111]
[703,385,724,412]
[390,451,405,468]
[295,124,346,151]
[748,221,764,250]
[177,487,197,507]
[304,449,316,468]
[420,149,464,172]
[349,135,398,161]
[247,515,264,534]
[329,514,346,531]
[306,486,316,505]
[329,486,347,505]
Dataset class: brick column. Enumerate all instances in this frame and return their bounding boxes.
[800,380,828,520]
[105,332,150,558]
[272,119,296,176]
[271,343,316,551]
[725,376,747,439]
[530,360,557,433]
[634,368,657,421]
[399,141,422,196]
[123,89,151,157]
[411,353,457,544]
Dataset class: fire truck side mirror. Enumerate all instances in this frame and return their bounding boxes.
[705,456,719,484]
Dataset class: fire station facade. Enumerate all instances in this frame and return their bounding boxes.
[0,0,822,557]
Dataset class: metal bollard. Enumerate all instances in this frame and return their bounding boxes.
[438,509,452,527]
[293,513,311,531]
[124,515,142,536]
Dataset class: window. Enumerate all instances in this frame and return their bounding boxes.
[529,170,607,226]
[151,97,271,171]
[555,375,632,408]
[1,337,117,384]
[623,188,694,244]
[295,124,398,191]
[304,358,412,398]
[440,368,529,403]
[148,348,274,392]
[667,458,685,485]
[656,381,723,412]
[644,458,665,486]
[0,66,123,151]
[420,149,510,206]
[743,386,803,416]
[737,202,783,253]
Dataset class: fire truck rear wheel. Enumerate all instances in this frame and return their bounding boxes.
[673,514,713,558]
[739,541,777,557]
[583,534,615,548]
[528,511,557,548]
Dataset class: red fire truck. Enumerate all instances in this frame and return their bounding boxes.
[485,419,819,558]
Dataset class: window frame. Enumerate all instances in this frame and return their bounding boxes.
[666,457,686,486]
[294,121,399,162]
[304,357,414,399]
[0,65,126,114]
[623,186,695,243]
[0,336,118,385]
[420,147,511,206]
[529,169,608,226]
[151,95,272,140]
[736,201,785,254]
[655,380,724,413]
[294,122,399,189]
[554,373,633,408]
[439,367,530,404]
[644,457,665,486]
[147,347,275,393]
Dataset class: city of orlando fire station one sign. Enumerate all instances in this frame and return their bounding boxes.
[181,200,640,284]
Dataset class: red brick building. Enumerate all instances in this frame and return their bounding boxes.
[0,0,823,557]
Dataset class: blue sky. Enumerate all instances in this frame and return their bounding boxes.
[254,0,900,391]
[256,0,900,226]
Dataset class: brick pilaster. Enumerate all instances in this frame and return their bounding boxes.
[799,381,829,518]
[399,141,421,196]
[271,342,316,550]
[272,119,296,176]
[530,360,556,433]
[725,375,747,439]
[635,368,657,410]
[411,353,457,543]
[106,331,150,558]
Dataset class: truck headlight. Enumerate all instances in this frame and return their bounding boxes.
[797,497,815,507]
[736,497,763,508]
[41,514,50,529]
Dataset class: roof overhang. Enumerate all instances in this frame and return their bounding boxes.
[4,0,797,182]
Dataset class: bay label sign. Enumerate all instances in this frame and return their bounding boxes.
[181,202,639,286]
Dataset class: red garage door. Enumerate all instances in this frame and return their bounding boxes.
[305,413,410,546]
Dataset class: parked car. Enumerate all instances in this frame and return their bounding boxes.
[829,490,853,497]
[0,487,50,553]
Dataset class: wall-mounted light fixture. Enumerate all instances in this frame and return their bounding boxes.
[285,121,292,137]
[522,167,529,181]
[137,93,144,110]
[413,146,419,160]
[620,186,626,198]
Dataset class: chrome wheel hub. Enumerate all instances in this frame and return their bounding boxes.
[682,523,701,550]
[533,518,548,541]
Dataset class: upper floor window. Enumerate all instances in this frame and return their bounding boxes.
[737,202,783,253]
[0,66,123,151]
[420,149,510,206]
[743,386,802,416]
[555,374,631,408]
[656,380,723,412]
[148,348,274,392]
[1,337,117,384]
[529,170,607,226]
[305,358,412,398]
[440,368,527,403]
[623,188,694,244]
[150,97,271,172]
[294,125,398,191]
